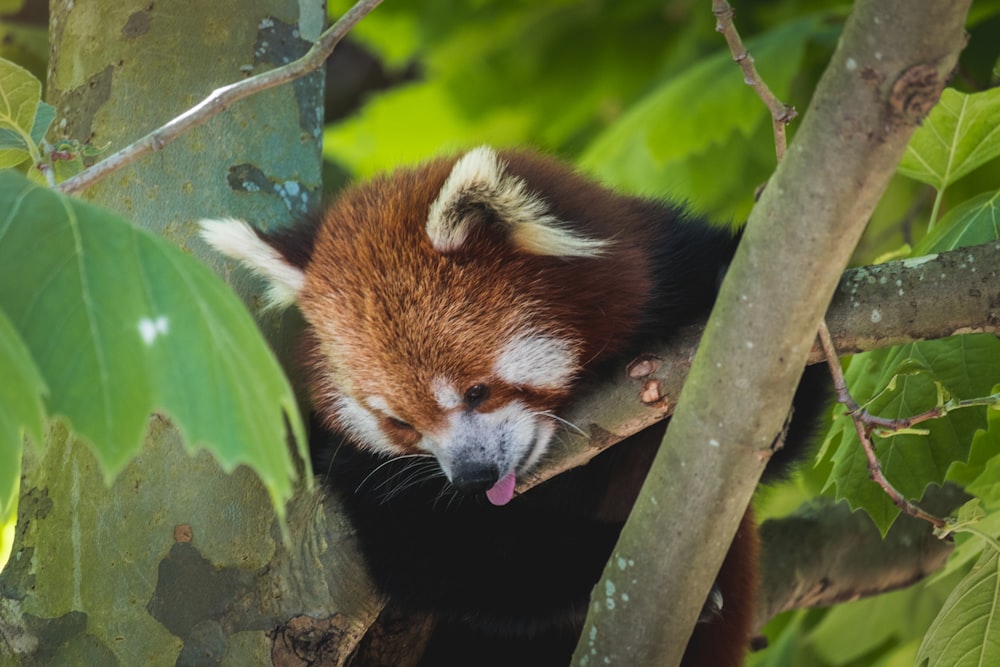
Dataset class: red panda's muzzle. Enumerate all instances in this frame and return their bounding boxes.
[427,401,557,506]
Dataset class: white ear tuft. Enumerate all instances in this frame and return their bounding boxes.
[199,218,304,309]
[426,146,608,258]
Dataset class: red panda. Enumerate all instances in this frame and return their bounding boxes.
[201,146,826,666]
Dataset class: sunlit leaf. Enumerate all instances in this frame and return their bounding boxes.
[0,306,45,561]
[0,56,40,168]
[898,88,1000,190]
[325,82,532,177]
[916,549,1000,667]
[0,171,307,513]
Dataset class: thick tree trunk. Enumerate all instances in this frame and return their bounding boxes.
[0,2,378,665]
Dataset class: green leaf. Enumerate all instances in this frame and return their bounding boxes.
[0,171,307,513]
[29,101,54,146]
[913,189,1000,255]
[898,88,1000,190]
[0,127,28,151]
[0,306,45,538]
[932,497,1000,585]
[947,390,1000,491]
[810,576,952,665]
[0,56,41,169]
[822,335,1000,534]
[964,430,1000,511]
[916,549,1000,667]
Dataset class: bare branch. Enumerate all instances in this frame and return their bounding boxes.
[57,0,383,196]
[713,0,798,159]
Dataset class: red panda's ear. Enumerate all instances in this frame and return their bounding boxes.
[199,218,304,309]
[426,146,607,258]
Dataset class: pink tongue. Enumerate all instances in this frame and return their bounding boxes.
[486,472,517,506]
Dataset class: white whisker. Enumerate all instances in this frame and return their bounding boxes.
[536,410,587,436]
[355,453,437,495]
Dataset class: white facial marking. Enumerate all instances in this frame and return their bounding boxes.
[332,393,398,456]
[426,146,607,258]
[431,376,462,410]
[432,400,549,482]
[494,331,578,390]
[199,218,304,309]
[364,395,393,416]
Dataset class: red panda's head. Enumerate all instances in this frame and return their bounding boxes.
[201,147,653,504]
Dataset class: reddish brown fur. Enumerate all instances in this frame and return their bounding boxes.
[298,153,659,452]
[263,149,768,665]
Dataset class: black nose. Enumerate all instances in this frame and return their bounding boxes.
[451,463,500,494]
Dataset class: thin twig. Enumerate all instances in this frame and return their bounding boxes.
[712,0,798,160]
[817,321,947,529]
[58,0,383,195]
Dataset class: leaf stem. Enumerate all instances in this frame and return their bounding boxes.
[927,186,945,232]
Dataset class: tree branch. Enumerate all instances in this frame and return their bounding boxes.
[571,1,972,664]
[821,242,1000,359]
[57,0,383,196]
[754,484,965,633]
[524,239,1000,494]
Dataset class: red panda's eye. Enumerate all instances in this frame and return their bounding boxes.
[387,416,414,431]
[463,384,489,408]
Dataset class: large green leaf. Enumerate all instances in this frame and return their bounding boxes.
[898,87,1000,191]
[916,549,1000,667]
[822,335,1000,535]
[0,305,45,554]
[0,57,39,168]
[821,199,1000,534]
[0,170,307,511]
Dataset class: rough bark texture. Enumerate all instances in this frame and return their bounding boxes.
[571,2,974,665]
